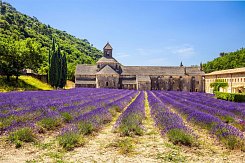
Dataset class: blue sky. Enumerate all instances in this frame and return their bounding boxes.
[4,0,245,66]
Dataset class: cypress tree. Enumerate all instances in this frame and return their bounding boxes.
[60,53,67,88]
[48,49,51,83]
[55,46,62,88]
[48,39,67,89]
[49,38,58,88]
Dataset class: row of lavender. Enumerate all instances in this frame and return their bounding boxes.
[0,88,138,135]
[158,91,245,130]
[113,92,145,136]
[147,91,195,146]
[152,91,244,149]
[166,91,245,120]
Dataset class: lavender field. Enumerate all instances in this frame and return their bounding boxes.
[0,88,245,162]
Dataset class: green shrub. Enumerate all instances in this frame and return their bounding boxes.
[109,137,134,154]
[167,129,194,146]
[38,117,61,130]
[119,114,144,136]
[61,112,73,123]
[221,135,241,150]
[58,131,85,151]
[214,91,245,102]
[9,127,36,148]
[78,121,94,135]
[220,116,235,123]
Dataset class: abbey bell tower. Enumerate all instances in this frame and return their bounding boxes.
[103,42,113,58]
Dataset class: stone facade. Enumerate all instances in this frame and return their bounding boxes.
[75,43,205,91]
[205,68,245,94]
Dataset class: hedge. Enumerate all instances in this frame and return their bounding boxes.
[214,91,245,102]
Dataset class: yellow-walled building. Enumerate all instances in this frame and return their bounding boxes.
[205,67,245,94]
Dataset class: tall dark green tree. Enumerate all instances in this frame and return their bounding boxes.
[60,53,67,88]
[48,39,67,88]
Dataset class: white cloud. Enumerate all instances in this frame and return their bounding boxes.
[165,44,197,58]
[135,48,166,56]
[115,52,129,58]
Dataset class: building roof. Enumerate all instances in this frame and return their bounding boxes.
[121,66,204,76]
[75,65,97,76]
[75,80,96,85]
[186,67,205,75]
[205,67,245,76]
[75,64,204,76]
[137,75,151,82]
[96,65,119,75]
[104,42,113,50]
[96,57,119,63]
[122,80,136,84]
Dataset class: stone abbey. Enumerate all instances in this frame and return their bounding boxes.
[75,43,205,91]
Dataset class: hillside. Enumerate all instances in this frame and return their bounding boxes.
[0,76,53,92]
[203,48,245,73]
[0,2,102,80]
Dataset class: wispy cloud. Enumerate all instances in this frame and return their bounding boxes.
[135,48,165,56]
[115,52,130,58]
[165,44,197,58]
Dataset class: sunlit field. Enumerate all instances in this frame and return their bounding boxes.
[0,88,244,162]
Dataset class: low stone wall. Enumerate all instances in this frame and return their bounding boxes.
[26,73,48,83]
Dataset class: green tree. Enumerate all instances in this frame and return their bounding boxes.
[0,38,43,81]
[210,79,228,93]
[49,39,67,88]
[60,53,67,88]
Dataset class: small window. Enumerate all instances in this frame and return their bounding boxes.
[106,82,109,86]
[107,51,110,56]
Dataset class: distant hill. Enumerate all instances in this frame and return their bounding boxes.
[0,2,102,80]
[203,48,245,73]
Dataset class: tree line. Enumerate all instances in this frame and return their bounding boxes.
[0,1,102,81]
[203,48,245,73]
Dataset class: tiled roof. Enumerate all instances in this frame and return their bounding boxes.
[186,67,205,75]
[121,66,204,76]
[205,67,245,76]
[75,65,97,75]
[75,80,96,84]
[75,64,204,76]
[137,75,151,82]
[104,42,113,50]
[122,80,136,84]
[96,65,119,75]
[96,57,119,63]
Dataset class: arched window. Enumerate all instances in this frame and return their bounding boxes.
[106,81,109,86]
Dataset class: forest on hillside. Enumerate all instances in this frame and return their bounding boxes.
[203,48,245,73]
[0,2,102,80]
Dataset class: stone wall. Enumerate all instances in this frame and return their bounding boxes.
[96,75,119,89]
[75,84,96,88]
[149,75,204,92]
[138,81,151,90]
